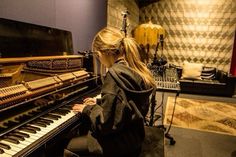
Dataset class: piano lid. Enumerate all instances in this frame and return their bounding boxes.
[0,18,74,58]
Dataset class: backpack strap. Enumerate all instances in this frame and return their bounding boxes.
[109,67,144,121]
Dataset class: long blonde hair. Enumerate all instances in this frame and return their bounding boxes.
[92,27,155,87]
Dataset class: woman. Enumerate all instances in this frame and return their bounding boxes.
[64,27,156,157]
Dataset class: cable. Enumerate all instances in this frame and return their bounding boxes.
[166,92,179,134]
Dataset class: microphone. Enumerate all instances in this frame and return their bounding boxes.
[121,10,129,37]
[121,10,130,16]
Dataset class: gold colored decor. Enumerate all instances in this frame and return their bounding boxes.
[134,21,165,63]
[134,21,164,47]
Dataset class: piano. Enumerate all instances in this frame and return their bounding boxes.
[0,18,100,157]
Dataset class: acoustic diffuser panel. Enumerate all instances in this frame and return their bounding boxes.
[139,0,236,72]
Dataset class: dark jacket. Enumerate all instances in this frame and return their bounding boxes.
[82,61,154,156]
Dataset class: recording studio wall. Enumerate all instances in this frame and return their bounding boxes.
[107,0,139,36]
[139,0,236,72]
[0,0,107,53]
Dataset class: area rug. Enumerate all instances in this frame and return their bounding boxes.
[164,97,236,136]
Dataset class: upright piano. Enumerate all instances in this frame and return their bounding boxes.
[0,18,99,157]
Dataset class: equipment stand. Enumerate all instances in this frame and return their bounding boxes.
[148,65,180,145]
[157,91,179,145]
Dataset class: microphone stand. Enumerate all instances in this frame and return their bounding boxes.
[121,10,129,37]
[152,42,159,66]
[150,34,176,145]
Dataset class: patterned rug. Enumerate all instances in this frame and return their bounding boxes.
[164,97,236,136]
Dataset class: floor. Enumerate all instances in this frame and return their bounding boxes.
[155,91,236,157]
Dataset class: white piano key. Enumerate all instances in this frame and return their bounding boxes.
[3,137,31,147]
[0,152,12,157]
[18,131,42,141]
[28,124,51,134]
[1,140,27,152]
[0,145,17,155]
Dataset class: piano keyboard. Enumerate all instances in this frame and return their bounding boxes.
[0,107,79,157]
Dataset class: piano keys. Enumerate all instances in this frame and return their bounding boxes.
[0,109,77,157]
[0,68,100,156]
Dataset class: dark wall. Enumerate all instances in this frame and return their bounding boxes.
[0,0,107,53]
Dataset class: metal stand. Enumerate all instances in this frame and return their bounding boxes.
[148,65,180,145]
[157,91,179,145]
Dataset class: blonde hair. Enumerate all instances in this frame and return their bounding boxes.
[92,27,155,87]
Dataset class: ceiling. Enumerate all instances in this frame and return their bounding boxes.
[136,0,160,7]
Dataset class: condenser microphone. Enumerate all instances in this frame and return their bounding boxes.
[121,10,129,37]
[121,10,130,15]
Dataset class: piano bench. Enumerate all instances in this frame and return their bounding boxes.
[139,126,165,157]
[64,126,164,157]
[79,126,165,157]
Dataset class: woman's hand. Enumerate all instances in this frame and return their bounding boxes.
[72,97,96,113]
[83,97,96,106]
[72,104,86,113]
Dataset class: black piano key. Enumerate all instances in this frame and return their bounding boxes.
[9,133,26,141]
[59,108,70,113]
[3,137,20,144]
[5,135,24,141]
[12,131,30,138]
[26,125,41,131]
[31,121,47,127]
[48,113,61,119]
[0,148,4,154]
[0,142,10,150]
[51,110,67,116]
[43,114,60,120]
[59,108,70,114]
[39,118,53,124]
[19,128,37,134]
[37,120,50,126]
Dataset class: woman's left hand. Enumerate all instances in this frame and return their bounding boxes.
[72,104,86,113]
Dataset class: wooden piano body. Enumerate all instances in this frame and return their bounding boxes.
[0,18,99,157]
